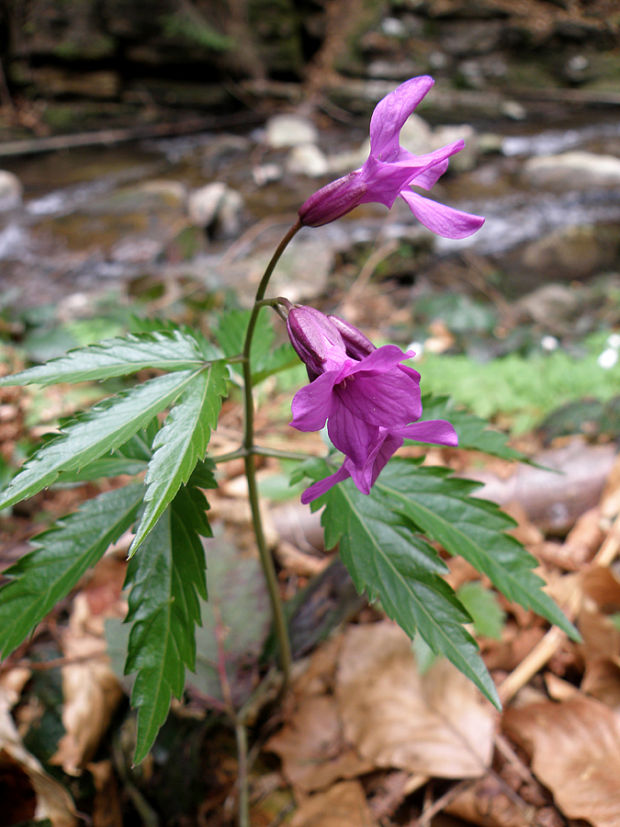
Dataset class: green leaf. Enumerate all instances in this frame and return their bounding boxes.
[214,307,297,384]
[311,463,500,709]
[129,362,228,555]
[0,484,143,657]
[0,331,209,387]
[457,582,506,640]
[56,456,148,484]
[419,393,529,462]
[373,460,579,641]
[0,370,197,511]
[124,486,209,763]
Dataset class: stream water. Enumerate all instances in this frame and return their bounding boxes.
[1,106,619,313]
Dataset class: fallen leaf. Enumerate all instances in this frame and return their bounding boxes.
[336,621,497,778]
[290,780,378,827]
[445,774,534,827]
[582,659,620,710]
[503,695,620,826]
[266,694,373,794]
[0,689,77,827]
[51,593,124,775]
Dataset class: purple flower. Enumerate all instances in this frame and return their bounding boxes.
[298,76,484,239]
[286,306,458,504]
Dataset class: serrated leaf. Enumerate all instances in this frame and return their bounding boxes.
[56,456,148,484]
[0,370,197,511]
[457,582,506,640]
[0,331,210,387]
[419,393,529,462]
[214,307,296,384]
[123,486,209,762]
[373,460,579,641]
[310,463,500,708]
[129,362,228,555]
[0,484,143,657]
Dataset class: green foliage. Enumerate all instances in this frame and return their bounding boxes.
[419,393,529,461]
[457,582,506,640]
[0,370,199,511]
[214,307,298,385]
[300,455,579,709]
[124,486,210,764]
[303,458,499,708]
[0,484,144,657]
[419,335,620,433]
[130,361,228,555]
[0,331,212,387]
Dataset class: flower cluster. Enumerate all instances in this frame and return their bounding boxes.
[286,306,457,503]
[298,75,484,239]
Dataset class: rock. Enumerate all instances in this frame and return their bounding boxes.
[399,114,434,156]
[515,283,580,330]
[268,236,334,302]
[252,163,283,187]
[187,182,243,238]
[264,114,318,149]
[0,171,23,212]
[523,152,620,190]
[431,124,478,172]
[520,225,620,283]
[327,140,369,175]
[286,144,328,177]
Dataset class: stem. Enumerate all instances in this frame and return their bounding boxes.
[241,220,301,687]
[235,720,249,827]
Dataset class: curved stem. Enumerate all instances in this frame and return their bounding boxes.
[241,220,301,688]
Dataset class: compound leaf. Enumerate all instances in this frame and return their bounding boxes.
[129,361,228,555]
[0,370,197,511]
[123,486,209,763]
[0,331,209,387]
[308,460,500,708]
[374,460,578,640]
[0,483,143,657]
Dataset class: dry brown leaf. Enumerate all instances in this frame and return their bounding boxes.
[0,690,77,827]
[50,593,123,775]
[559,506,605,569]
[336,621,497,778]
[503,695,620,826]
[87,760,123,827]
[290,780,378,827]
[267,694,373,794]
[582,659,620,710]
[445,774,535,827]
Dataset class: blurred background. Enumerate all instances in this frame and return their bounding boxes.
[1,3,620,825]
[0,0,619,441]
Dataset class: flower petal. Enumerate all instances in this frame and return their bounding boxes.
[369,76,434,162]
[327,404,380,467]
[337,345,422,426]
[396,419,459,447]
[410,158,449,190]
[400,190,485,239]
[290,371,338,431]
[301,463,351,504]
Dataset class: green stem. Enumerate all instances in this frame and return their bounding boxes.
[241,220,301,687]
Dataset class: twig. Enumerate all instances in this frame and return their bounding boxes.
[498,513,620,704]
[413,779,474,827]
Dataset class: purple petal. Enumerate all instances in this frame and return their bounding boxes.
[396,419,459,447]
[359,157,425,208]
[411,158,449,191]
[327,404,380,467]
[298,171,367,227]
[337,346,422,427]
[400,190,485,239]
[369,76,434,162]
[301,463,351,504]
[290,371,338,431]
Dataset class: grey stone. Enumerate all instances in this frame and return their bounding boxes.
[0,170,23,212]
[264,114,318,149]
[286,144,328,177]
[431,124,478,172]
[187,182,243,238]
[523,152,620,189]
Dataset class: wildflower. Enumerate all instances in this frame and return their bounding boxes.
[298,75,484,239]
[286,305,458,503]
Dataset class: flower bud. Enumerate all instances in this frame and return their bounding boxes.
[327,315,375,359]
[298,173,367,227]
[286,305,347,380]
